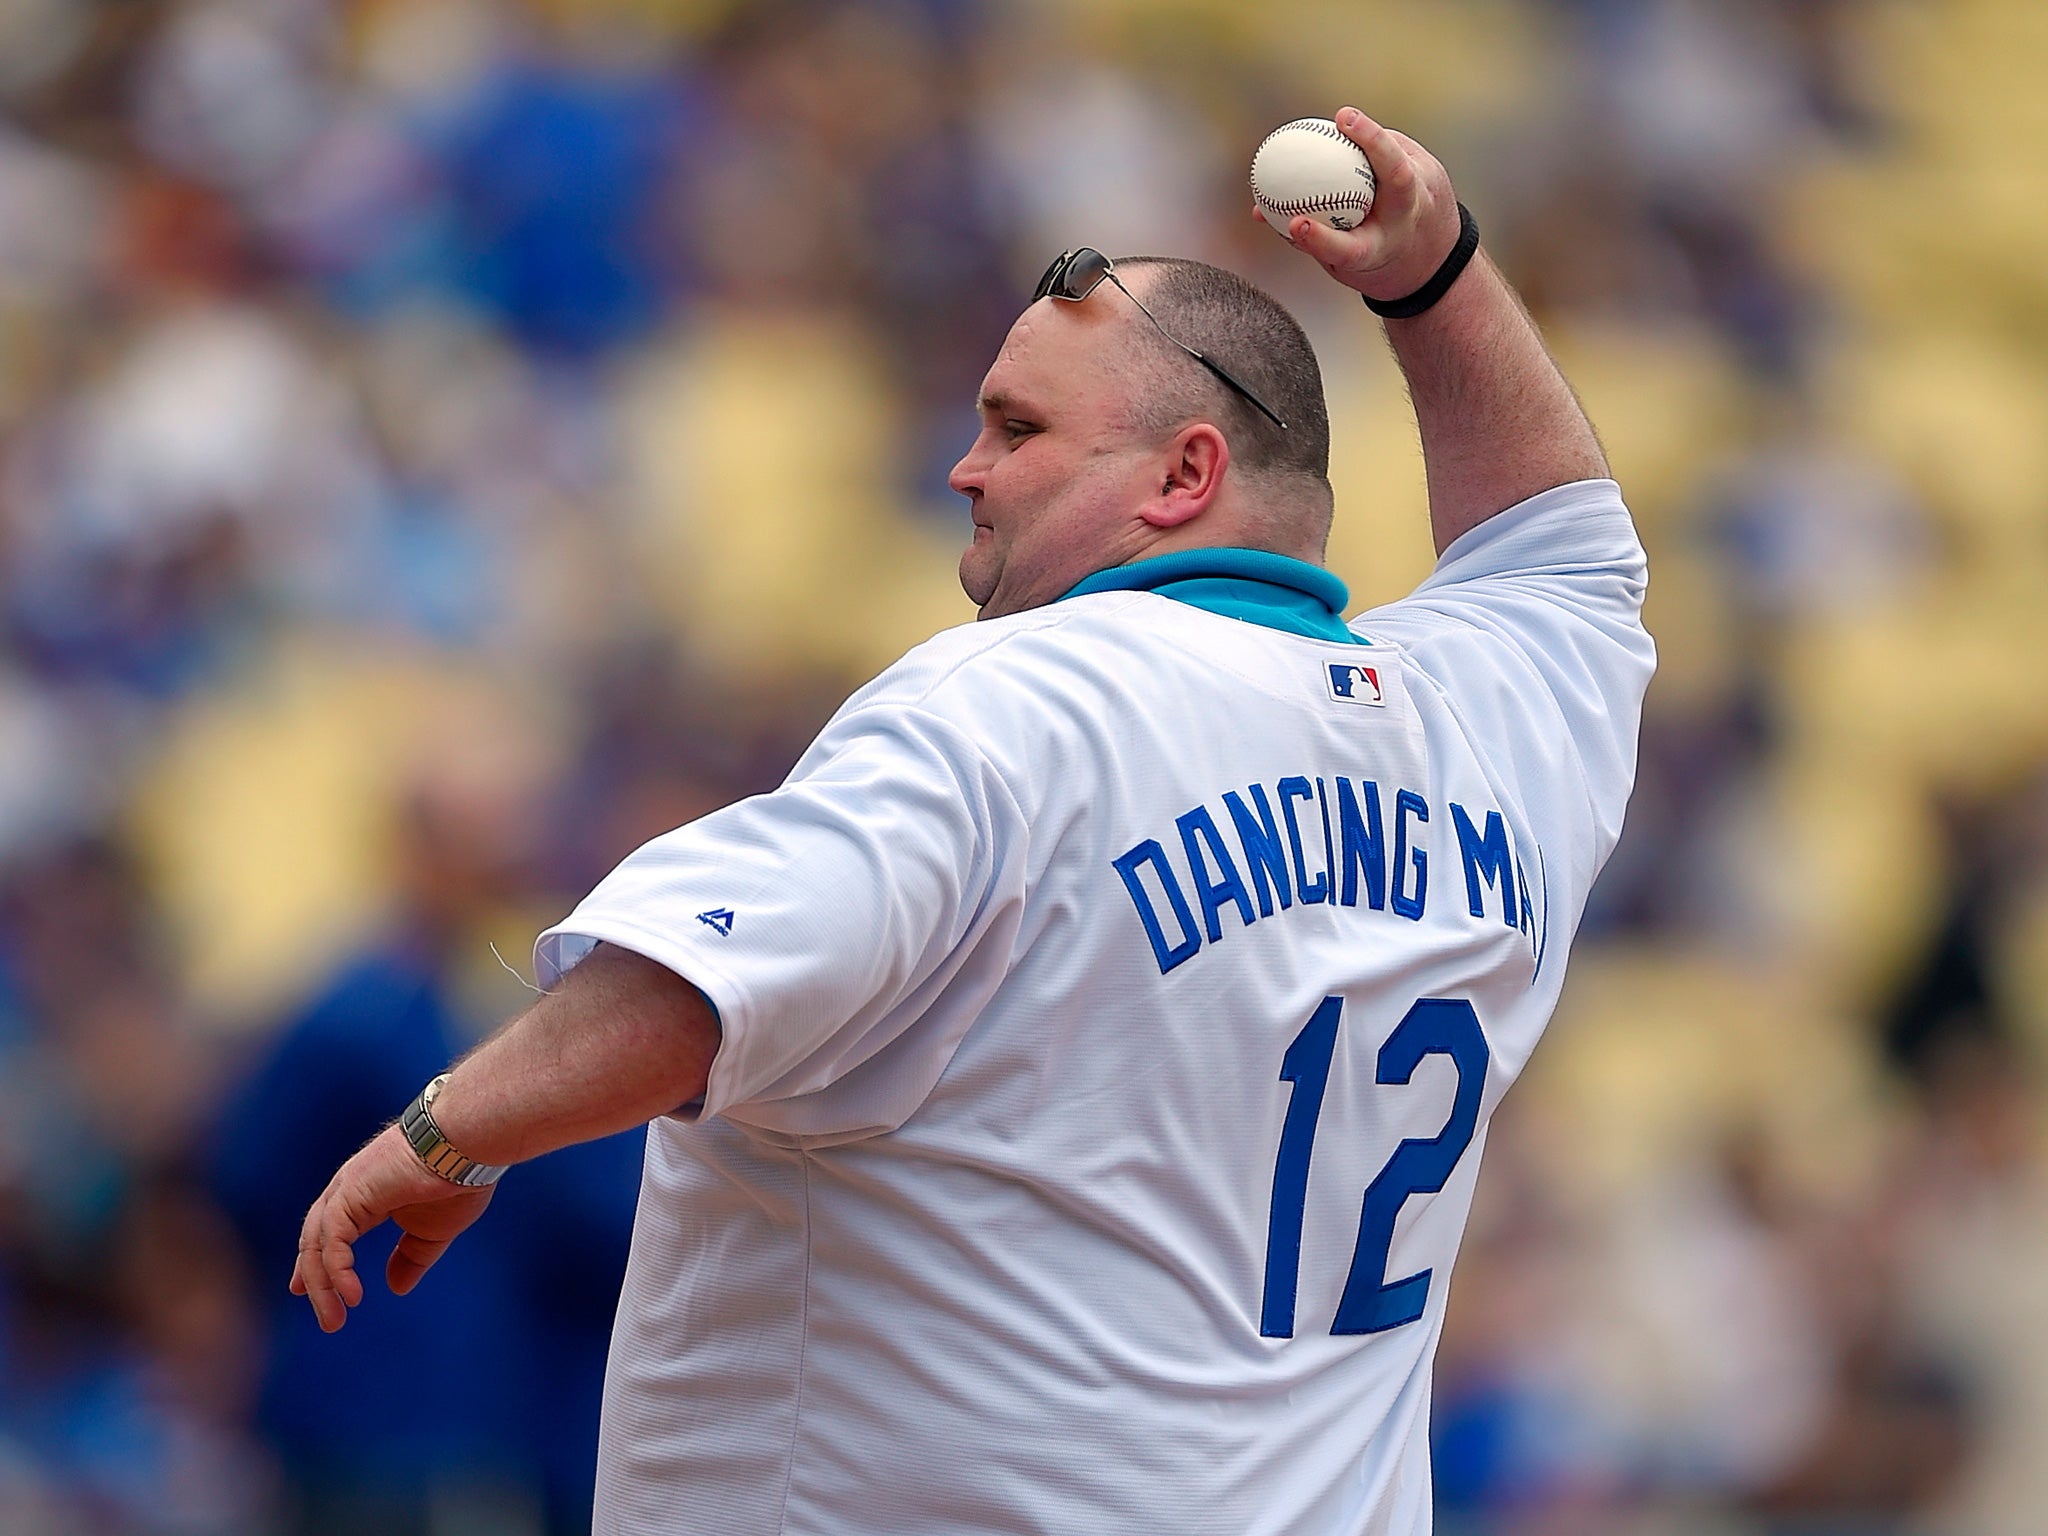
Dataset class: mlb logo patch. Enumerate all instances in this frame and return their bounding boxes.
[1325,660,1386,707]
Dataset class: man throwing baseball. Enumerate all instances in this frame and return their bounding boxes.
[293,109,1652,1534]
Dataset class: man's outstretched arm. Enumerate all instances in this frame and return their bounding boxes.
[290,943,718,1332]
[1273,107,1608,555]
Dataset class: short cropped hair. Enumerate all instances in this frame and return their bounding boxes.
[1113,257,1332,489]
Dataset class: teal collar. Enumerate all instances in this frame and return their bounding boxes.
[1060,547,1363,645]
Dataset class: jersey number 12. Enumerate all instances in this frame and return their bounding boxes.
[1260,996,1488,1338]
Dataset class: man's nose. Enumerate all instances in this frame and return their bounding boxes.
[948,447,985,500]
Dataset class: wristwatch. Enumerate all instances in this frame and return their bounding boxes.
[400,1073,507,1187]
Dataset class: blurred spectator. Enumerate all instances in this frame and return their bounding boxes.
[431,28,694,356]
[1895,1034,2048,1533]
[0,841,274,1532]
[687,1,1014,507]
[1513,0,1874,377]
[1880,780,2048,1082]
[209,741,641,1536]
[1707,391,1934,629]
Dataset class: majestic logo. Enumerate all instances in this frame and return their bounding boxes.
[1325,661,1385,706]
[695,907,736,937]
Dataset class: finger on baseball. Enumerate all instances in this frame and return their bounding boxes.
[1335,107,1419,206]
[1287,216,1366,268]
[1288,216,1331,256]
[1333,105,1392,162]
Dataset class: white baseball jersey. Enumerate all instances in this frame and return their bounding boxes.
[537,477,1653,1535]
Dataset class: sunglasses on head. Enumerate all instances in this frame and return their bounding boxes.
[1032,248,1288,432]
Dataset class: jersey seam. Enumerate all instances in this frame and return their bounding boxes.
[862,593,1400,732]
[890,703,1033,836]
[1399,610,1604,839]
[774,1146,815,1536]
[809,698,1035,856]
[1128,596,1391,711]
[877,593,1158,712]
[888,598,1400,735]
[870,704,1036,1101]
[1112,589,1379,650]
[1385,644,1572,965]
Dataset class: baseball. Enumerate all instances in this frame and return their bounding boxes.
[1250,117,1376,237]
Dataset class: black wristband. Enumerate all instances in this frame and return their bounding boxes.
[1363,202,1480,320]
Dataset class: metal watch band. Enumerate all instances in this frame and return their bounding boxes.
[400,1073,507,1188]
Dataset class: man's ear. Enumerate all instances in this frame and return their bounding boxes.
[1138,424,1230,530]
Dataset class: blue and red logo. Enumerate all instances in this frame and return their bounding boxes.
[1325,662,1385,706]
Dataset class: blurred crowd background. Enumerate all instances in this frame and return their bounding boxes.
[0,0,2043,1531]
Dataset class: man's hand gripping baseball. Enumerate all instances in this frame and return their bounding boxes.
[290,1122,494,1334]
[1261,104,1606,552]
[1257,107,1463,306]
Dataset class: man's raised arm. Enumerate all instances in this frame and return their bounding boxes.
[1273,107,1608,555]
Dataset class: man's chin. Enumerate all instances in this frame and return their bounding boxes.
[959,555,998,617]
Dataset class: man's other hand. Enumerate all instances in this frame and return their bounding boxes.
[290,1121,495,1333]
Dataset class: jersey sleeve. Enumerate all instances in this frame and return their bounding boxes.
[534,700,1031,1142]
[1357,477,1655,894]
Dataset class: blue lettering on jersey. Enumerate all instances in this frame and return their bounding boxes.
[1277,777,1328,906]
[1450,803,1520,928]
[1517,852,1537,941]
[1316,779,1338,909]
[1178,807,1258,942]
[1392,791,1428,921]
[1223,787,1293,916]
[1334,777,1387,911]
[1113,840,1203,973]
[1113,778,1544,975]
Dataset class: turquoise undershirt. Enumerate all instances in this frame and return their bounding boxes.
[1059,547,1366,646]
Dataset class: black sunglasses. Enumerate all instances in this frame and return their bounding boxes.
[1032,248,1288,432]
